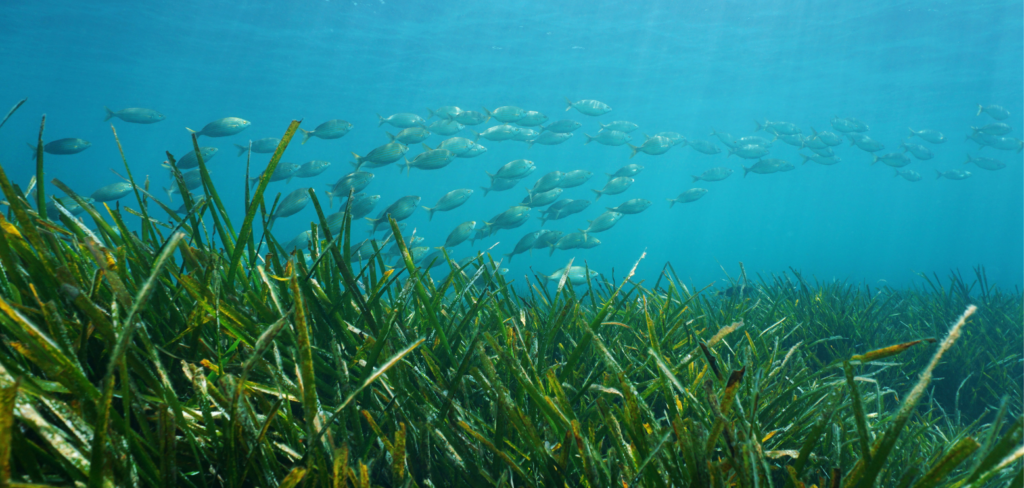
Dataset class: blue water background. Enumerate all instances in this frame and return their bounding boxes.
[1,0,1021,289]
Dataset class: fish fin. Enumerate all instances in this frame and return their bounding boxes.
[811,127,818,136]
[186,127,198,136]
[527,141,534,149]
[584,133,593,144]
[422,143,433,151]
[727,148,734,158]
[871,155,879,165]
[691,175,700,183]
[800,154,809,165]
[385,131,396,142]
[591,189,602,200]
[426,108,435,119]
[481,107,492,118]
[480,186,490,197]
[300,128,313,144]
[103,106,115,121]
[893,169,901,177]
[548,246,555,257]
[628,144,638,159]
[754,120,763,132]
[907,127,916,138]
[470,130,481,142]
[421,206,434,220]
[976,104,983,116]
[234,144,247,157]
[163,186,173,203]
[667,198,676,208]
[742,166,750,177]
[377,114,386,127]
[503,253,513,263]
[935,170,944,179]
[565,97,573,111]
[539,124,547,133]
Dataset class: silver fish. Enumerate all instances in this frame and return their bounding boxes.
[602,121,639,133]
[271,188,312,222]
[893,169,922,182]
[480,176,522,196]
[187,117,250,138]
[284,230,315,253]
[402,147,456,173]
[521,188,563,208]
[250,162,300,187]
[977,104,1010,120]
[608,164,643,179]
[516,111,549,127]
[513,128,540,142]
[422,189,473,220]
[294,160,332,178]
[710,128,738,148]
[489,159,536,181]
[900,142,933,160]
[527,132,573,147]
[687,140,720,155]
[90,182,134,202]
[460,143,488,158]
[667,188,707,207]
[964,155,1006,171]
[585,129,631,146]
[800,153,842,165]
[691,167,733,182]
[592,177,632,200]
[436,137,477,155]
[831,116,869,133]
[540,199,590,224]
[566,98,612,116]
[542,120,582,134]
[444,221,477,248]
[453,110,489,125]
[530,171,564,194]
[755,120,800,135]
[482,106,525,123]
[743,159,794,176]
[505,230,545,262]
[428,119,464,136]
[326,171,374,206]
[165,147,218,170]
[165,169,205,200]
[558,170,593,189]
[849,134,884,153]
[367,195,421,232]
[388,127,431,144]
[811,128,844,146]
[36,138,91,155]
[533,230,563,249]
[351,141,408,169]
[729,144,770,159]
[473,124,520,142]
[427,106,461,119]
[582,211,623,234]
[544,266,599,285]
[872,153,911,167]
[606,198,652,214]
[935,170,971,180]
[971,122,1012,136]
[235,138,280,156]
[328,194,381,231]
[907,128,945,144]
[629,136,673,158]
[104,106,164,124]
[300,119,353,144]
[377,113,426,128]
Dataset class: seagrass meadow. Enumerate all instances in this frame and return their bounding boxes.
[0,109,1021,487]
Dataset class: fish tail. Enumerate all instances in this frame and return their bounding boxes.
[727,148,734,158]
[163,186,173,203]
[976,104,984,116]
[893,169,901,177]
[584,133,593,145]
[481,107,492,119]
[871,155,879,165]
[742,166,750,177]
[377,114,386,127]
[548,246,556,257]
[907,127,916,138]
[754,120,763,132]
[470,130,481,142]
[234,144,247,157]
[527,141,534,149]
[628,144,638,159]
[964,154,972,165]
[800,154,809,165]
[401,158,412,175]
[300,128,313,144]
[667,198,676,208]
[565,97,573,111]
[385,131,396,142]
[186,127,198,137]
[422,206,434,220]
[426,108,435,119]
[691,175,700,183]
[811,127,818,136]
[480,186,490,197]
[103,106,115,121]
[591,189,602,200]
[503,253,513,263]
[935,170,944,179]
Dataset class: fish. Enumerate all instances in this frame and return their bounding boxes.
[691,167,734,182]
[284,230,315,253]
[401,147,456,173]
[736,136,773,148]
[652,132,687,146]
[350,239,381,262]
[755,120,801,135]
[367,195,421,233]
[527,132,573,147]
[811,128,844,146]
[533,230,563,249]
[977,104,1010,120]
[608,164,644,179]
[543,265,600,285]
[427,106,461,119]
[602,121,639,133]
[743,159,794,177]
[800,153,842,166]
[530,171,564,194]
[667,188,708,207]
[46,196,94,219]
[606,198,652,215]
[591,177,633,200]
[540,199,590,224]
[104,106,164,124]
[416,248,447,269]
[971,122,1012,136]
[872,153,911,167]
[300,119,353,143]
[830,116,869,133]
[964,155,1006,171]
[687,140,721,155]
[351,141,408,169]
[453,110,490,125]
[629,135,673,158]
[489,159,536,181]
[422,189,473,220]
[482,205,531,232]
[377,113,426,128]
[326,171,375,206]
[33,138,91,155]
[515,111,548,127]
[186,117,250,138]
[90,182,134,202]
[549,232,587,255]
[482,106,525,123]
[848,134,885,153]
[505,231,545,262]
[387,127,431,144]
[801,134,829,150]
[809,146,835,157]
[582,211,623,234]
[270,188,312,223]
[294,160,332,178]
[935,170,972,180]
[729,144,770,159]
[444,221,477,248]
[327,194,381,231]
[977,135,1023,152]
[428,119,464,136]
[585,129,631,146]
[710,128,738,148]
[472,124,520,142]
[566,98,612,116]
[900,142,934,160]
[520,188,563,208]
[541,120,582,133]
[165,169,205,201]
[436,137,477,156]
[775,134,806,147]
[907,128,945,144]
[164,147,218,170]
[249,162,300,187]
[893,169,922,182]
[513,128,541,142]
[234,138,280,156]
[480,176,522,196]
[557,170,594,189]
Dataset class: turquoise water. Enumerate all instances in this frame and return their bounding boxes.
[1,0,1021,288]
